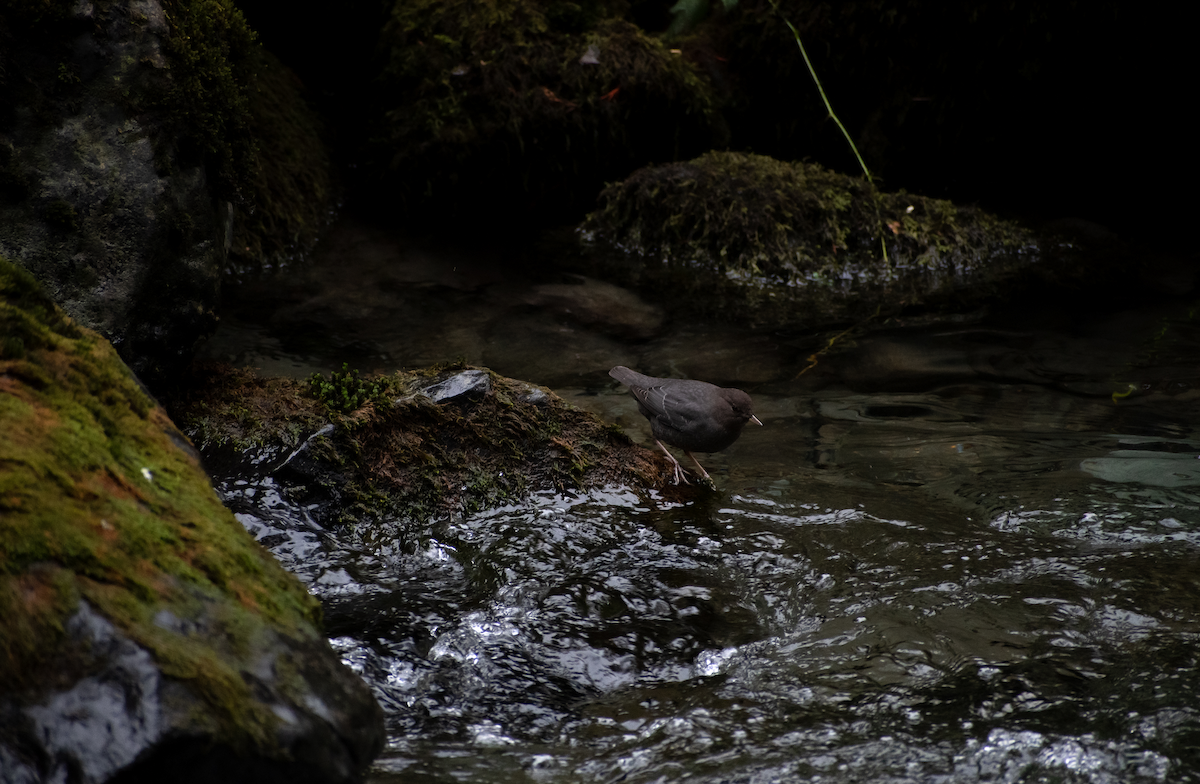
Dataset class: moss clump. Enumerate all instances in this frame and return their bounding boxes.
[173,361,666,530]
[309,363,388,414]
[373,0,724,224]
[168,362,328,453]
[158,0,259,200]
[0,257,322,746]
[43,198,78,232]
[580,150,1043,325]
[227,47,336,278]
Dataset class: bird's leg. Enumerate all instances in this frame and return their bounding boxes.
[684,451,712,482]
[654,439,690,484]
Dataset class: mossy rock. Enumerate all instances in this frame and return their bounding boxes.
[227,47,337,278]
[171,361,671,536]
[578,151,1084,326]
[675,1,1168,237]
[0,257,382,781]
[371,0,725,226]
[0,1,338,388]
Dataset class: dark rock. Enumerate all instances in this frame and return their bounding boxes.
[0,0,231,387]
[524,275,664,340]
[369,4,725,227]
[421,369,492,403]
[511,380,552,407]
[227,48,337,279]
[17,603,161,784]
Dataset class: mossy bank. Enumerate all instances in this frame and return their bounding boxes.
[369,0,724,227]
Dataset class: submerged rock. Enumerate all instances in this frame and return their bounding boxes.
[0,258,383,782]
[579,151,1085,327]
[524,274,664,340]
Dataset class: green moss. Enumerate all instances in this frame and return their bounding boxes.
[373,0,723,222]
[0,256,321,746]
[580,151,1040,323]
[309,363,390,414]
[227,47,336,278]
[584,151,875,280]
[171,363,328,452]
[159,0,259,199]
[173,361,666,530]
[0,257,83,342]
[0,564,81,692]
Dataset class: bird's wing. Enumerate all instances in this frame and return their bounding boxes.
[628,382,703,429]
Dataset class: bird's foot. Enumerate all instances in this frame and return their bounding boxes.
[685,451,713,485]
[655,440,690,485]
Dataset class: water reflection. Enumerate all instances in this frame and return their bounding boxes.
[199,217,1200,782]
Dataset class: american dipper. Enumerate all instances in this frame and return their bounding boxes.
[609,366,763,484]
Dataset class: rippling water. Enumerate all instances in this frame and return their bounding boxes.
[201,218,1200,782]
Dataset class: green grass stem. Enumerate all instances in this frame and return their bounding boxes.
[778,8,890,266]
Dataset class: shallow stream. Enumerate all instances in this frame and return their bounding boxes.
[200,217,1200,783]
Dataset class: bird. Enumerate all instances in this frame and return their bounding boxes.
[609,366,762,484]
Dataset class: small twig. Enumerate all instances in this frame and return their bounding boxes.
[794,306,881,379]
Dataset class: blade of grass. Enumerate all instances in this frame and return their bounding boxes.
[777,7,890,266]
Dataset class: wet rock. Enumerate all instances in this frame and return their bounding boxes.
[524,275,664,340]
[511,380,552,407]
[0,259,384,782]
[19,603,162,784]
[174,363,667,527]
[422,369,492,403]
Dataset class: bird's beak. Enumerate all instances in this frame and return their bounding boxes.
[750,415,763,426]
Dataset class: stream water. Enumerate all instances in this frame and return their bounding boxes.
[200,217,1200,783]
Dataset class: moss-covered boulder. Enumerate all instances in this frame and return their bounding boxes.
[227,47,336,279]
[171,361,670,534]
[670,1,1185,240]
[371,0,725,226]
[0,0,335,386]
[0,257,383,782]
[578,151,1083,326]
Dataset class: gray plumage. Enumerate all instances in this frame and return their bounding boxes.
[610,366,762,484]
